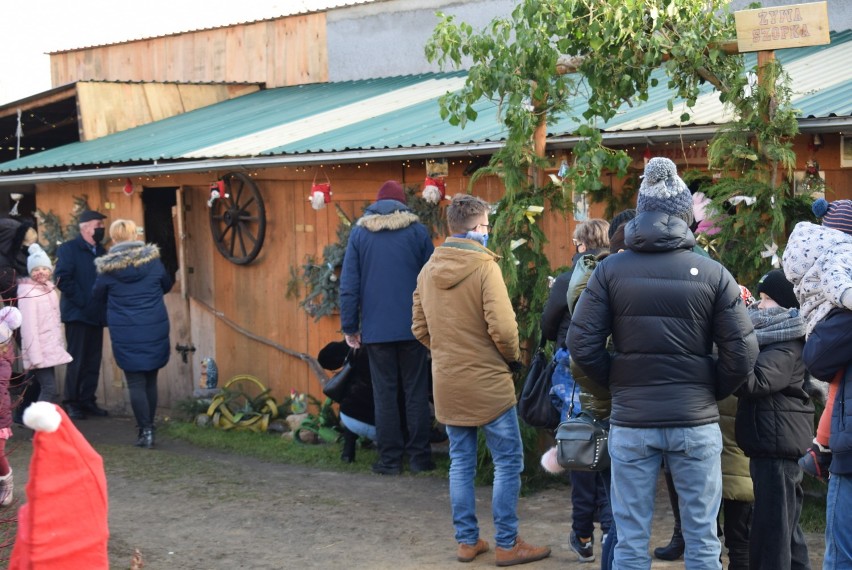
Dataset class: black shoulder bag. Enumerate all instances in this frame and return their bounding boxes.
[517,336,560,430]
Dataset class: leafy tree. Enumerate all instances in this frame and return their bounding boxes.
[425,0,747,349]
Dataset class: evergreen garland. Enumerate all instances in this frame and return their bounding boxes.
[703,59,817,286]
[292,187,444,321]
[64,195,92,240]
[33,209,65,260]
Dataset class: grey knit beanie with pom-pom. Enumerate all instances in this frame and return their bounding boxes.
[636,157,694,224]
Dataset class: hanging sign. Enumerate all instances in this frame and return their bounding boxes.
[734,1,829,53]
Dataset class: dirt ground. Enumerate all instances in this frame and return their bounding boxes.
[6,414,826,570]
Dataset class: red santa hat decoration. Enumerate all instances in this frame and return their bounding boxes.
[9,402,109,569]
[308,172,332,210]
[422,176,446,204]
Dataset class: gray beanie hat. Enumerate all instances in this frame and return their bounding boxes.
[636,157,694,224]
[27,243,52,274]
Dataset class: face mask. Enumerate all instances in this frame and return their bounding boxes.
[92,227,105,244]
[465,231,489,248]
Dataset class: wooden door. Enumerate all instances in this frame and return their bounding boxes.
[142,186,194,413]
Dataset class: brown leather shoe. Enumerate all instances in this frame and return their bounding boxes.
[457,538,489,562]
[495,537,551,567]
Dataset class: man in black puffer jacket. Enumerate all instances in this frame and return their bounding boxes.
[568,157,758,570]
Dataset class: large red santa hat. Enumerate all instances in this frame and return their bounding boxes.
[9,402,109,569]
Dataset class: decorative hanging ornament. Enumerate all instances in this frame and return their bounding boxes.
[643,146,652,166]
[308,171,332,210]
[728,195,757,206]
[422,176,446,204]
[123,178,134,196]
[524,205,544,224]
[760,241,781,268]
[207,180,225,208]
[9,193,22,217]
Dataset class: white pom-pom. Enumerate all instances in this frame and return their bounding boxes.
[540,446,565,474]
[23,402,62,432]
[0,306,22,331]
[423,185,442,204]
[310,191,326,210]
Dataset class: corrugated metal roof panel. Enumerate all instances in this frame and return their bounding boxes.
[2,32,851,175]
[604,32,852,132]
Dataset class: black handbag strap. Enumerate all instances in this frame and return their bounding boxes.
[567,375,578,419]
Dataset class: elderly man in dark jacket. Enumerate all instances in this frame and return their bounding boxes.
[339,181,435,475]
[55,210,108,420]
[568,157,758,570]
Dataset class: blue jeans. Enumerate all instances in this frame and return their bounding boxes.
[609,423,723,570]
[825,473,852,569]
[446,407,523,549]
[601,469,616,570]
[340,412,377,441]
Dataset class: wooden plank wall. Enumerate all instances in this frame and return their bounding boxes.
[28,142,852,414]
[33,178,143,412]
[50,14,328,89]
[77,83,260,141]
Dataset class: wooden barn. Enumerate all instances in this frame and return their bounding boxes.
[1,4,851,416]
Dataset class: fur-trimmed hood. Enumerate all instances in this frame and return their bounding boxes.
[95,241,161,277]
[358,200,420,232]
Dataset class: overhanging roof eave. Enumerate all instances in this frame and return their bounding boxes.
[0,142,507,186]
[0,117,850,187]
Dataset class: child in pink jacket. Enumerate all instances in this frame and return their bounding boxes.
[0,306,23,507]
[17,244,72,404]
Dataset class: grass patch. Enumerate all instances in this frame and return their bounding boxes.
[800,473,828,534]
[160,420,452,476]
[159,420,567,494]
[801,492,827,534]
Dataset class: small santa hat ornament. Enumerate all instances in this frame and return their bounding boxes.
[9,402,109,569]
[309,189,328,210]
[422,176,446,204]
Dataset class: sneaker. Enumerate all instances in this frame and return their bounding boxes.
[457,538,489,562]
[569,531,595,563]
[495,537,551,567]
[799,445,832,482]
[0,470,13,507]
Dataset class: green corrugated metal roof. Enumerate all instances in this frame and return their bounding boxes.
[2,31,851,176]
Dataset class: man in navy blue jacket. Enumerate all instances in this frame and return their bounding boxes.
[339,181,435,475]
[803,307,852,569]
[55,210,108,419]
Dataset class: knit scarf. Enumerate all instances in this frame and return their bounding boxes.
[748,306,806,347]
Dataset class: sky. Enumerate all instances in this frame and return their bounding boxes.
[0,0,343,106]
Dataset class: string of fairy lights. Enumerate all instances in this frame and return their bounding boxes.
[94,141,710,188]
[2,110,72,153]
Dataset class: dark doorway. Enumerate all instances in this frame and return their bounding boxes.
[142,187,178,281]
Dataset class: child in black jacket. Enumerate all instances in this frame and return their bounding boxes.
[735,269,813,570]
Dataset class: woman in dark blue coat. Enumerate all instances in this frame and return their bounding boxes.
[92,219,173,448]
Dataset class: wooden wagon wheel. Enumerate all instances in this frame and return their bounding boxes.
[209,172,267,265]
